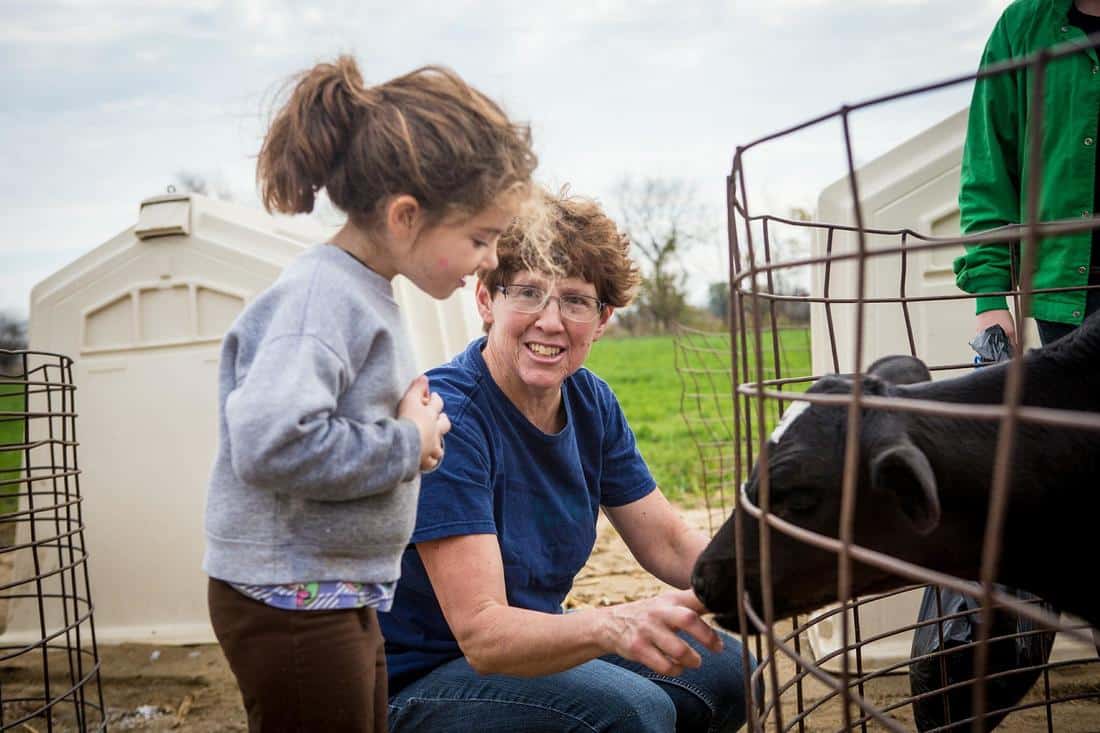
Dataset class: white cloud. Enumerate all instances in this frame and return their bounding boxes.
[1,0,1009,319]
[0,1,222,44]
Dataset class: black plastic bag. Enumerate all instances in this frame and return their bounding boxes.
[969,323,1013,366]
[909,326,1056,731]
[909,586,1056,731]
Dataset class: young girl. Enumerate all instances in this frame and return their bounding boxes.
[203,56,539,732]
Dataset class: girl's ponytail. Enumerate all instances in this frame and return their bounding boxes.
[257,56,373,215]
[256,56,538,230]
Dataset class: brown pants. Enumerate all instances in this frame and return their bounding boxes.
[208,578,388,733]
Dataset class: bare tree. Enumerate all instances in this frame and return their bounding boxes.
[0,315,25,350]
[728,206,813,322]
[0,312,27,376]
[763,207,812,324]
[615,177,711,333]
[174,170,234,201]
[707,281,730,324]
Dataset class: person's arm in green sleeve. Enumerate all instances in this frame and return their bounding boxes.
[955,14,1021,340]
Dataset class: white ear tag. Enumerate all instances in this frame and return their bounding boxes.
[769,400,810,444]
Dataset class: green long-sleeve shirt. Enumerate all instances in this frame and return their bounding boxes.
[954,0,1098,325]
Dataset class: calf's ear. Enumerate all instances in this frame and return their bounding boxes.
[870,439,940,535]
[866,355,932,385]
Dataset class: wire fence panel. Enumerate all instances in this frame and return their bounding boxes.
[0,350,106,732]
[686,36,1100,733]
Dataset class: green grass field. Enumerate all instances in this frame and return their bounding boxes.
[585,328,811,499]
[0,390,24,517]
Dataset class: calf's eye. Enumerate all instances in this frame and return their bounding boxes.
[781,487,820,513]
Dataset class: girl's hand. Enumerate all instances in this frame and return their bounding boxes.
[398,376,451,471]
[596,589,723,677]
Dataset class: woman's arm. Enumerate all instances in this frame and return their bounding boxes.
[417,533,722,678]
[603,489,710,591]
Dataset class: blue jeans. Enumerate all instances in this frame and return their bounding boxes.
[387,631,757,732]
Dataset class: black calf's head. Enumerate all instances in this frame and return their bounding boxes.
[864,354,933,385]
[692,355,939,632]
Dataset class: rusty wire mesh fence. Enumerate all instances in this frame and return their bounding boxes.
[692,33,1100,733]
[0,350,105,732]
[674,324,812,536]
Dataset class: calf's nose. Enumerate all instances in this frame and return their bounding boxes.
[692,558,734,613]
[692,559,750,634]
[691,565,711,605]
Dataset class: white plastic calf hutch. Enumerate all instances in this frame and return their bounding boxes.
[3,193,483,645]
[807,108,1090,671]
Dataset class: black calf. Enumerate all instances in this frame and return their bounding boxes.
[693,311,1100,632]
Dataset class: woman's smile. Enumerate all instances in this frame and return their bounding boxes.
[526,341,566,360]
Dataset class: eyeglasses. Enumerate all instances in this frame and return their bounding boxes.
[495,284,605,323]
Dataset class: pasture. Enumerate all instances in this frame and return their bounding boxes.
[586,328,811,499]
[0,390,22,517]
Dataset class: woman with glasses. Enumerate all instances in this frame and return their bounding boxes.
[380,189,756,732]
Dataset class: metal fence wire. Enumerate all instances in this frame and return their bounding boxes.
[708,34,1100,733]
[674,324,812,537]
[0,350,106,732]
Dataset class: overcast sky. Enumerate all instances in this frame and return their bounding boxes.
[1,0,1010,319]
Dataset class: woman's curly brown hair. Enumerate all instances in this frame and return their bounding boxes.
[479,187,641,311]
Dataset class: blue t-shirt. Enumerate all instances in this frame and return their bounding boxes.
[380,338,656,693]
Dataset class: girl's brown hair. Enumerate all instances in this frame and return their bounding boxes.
[257,56,536,226]
[480,187,641,310]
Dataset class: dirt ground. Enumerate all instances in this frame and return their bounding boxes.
[4,506,1099,732]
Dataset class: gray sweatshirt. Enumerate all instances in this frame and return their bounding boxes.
[203,244,422,586]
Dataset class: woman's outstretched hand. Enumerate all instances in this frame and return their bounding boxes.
[597,589,723,677]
